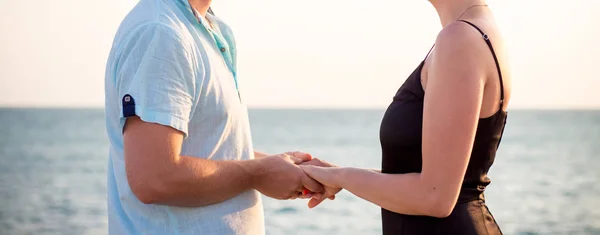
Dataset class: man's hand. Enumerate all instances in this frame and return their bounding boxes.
[300,158,342,208]
[251,152,324,200]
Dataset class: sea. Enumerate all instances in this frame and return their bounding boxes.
[0,108,599,235]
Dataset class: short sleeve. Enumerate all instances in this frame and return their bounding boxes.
[115,23,196,137]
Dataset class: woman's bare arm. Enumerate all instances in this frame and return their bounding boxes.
[301,23,489,217]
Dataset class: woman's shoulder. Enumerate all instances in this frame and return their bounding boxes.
[430,22,491,75]
[432,19,511,111]
[432,19,507,74]
[434,21,493,55]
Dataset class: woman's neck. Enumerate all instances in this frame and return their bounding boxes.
[429,0,488,27]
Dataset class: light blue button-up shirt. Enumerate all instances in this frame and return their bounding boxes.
[104,0,264,234]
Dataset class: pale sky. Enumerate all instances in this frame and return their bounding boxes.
[0,0,598,109]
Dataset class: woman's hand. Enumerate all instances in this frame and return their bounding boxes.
[299,162,343,208]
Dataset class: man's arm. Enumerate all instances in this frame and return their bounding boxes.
[113,23,323,207]
[124,116,324,207]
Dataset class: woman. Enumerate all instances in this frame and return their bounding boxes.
[301,0,510,234]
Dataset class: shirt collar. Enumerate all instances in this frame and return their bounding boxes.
[177,0,192,8]
[179,0,214,24]
[192,8,213,29]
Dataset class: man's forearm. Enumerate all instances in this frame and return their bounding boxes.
[136,156,264,207]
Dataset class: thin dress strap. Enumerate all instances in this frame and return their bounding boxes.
[424,44,435,61]
[458,20,505,108]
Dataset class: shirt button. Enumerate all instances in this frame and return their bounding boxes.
[220,47,226,52]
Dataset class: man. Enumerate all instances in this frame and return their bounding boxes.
[104,0,333,234]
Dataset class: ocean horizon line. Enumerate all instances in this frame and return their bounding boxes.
[1,106,599,111]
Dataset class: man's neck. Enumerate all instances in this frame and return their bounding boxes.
[429,0,487,27]
[188,0,212,17]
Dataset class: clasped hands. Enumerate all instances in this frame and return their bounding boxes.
[255,151,342,208]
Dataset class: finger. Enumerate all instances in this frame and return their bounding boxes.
[300,165,324,181]
[299,158,324,167]
[300,158,336,168]
[309,189,338,208]
[298,187,310,194]
[308,194,328,208]
[302,188,310,194]
[290,190,303,200]
[288,151,312,163]
[295,187,312,199]
[301,173,324,194]
[307,192,322,200]
[290,156,304,164]
[298,193,313,199]
[296,191,305,199]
